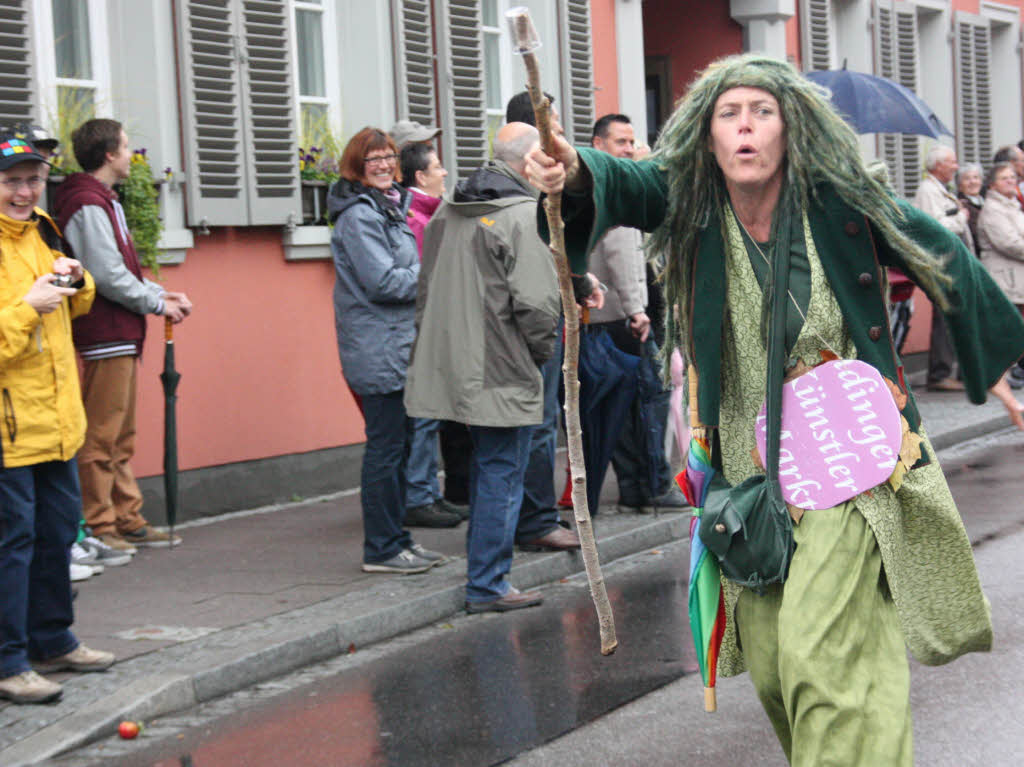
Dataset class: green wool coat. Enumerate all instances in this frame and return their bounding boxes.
[553,148,1024,671]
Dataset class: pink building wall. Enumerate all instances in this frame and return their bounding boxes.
[590,0,620,118]
[131,232,363,478]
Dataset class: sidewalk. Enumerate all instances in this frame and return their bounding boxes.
[0,382,1016,765]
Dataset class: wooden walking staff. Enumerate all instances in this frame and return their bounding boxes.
[507,6,617,656]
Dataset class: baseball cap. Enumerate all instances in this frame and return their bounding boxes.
[0,133,51,171]
[389,120,441,149]
[20,124,59,152]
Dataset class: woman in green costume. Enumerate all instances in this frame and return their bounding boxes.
[526,54,1024,766]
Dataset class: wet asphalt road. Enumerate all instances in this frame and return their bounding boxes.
[54,429,1024,767]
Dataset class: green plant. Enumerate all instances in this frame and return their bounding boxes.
[121,149,163,277]
[297,110,343,184]
[46,86,97,174]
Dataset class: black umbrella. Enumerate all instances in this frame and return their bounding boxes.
[159,318,180,546]
[634,339,671,503]
[577,327,639,513]
[805,67,953,138]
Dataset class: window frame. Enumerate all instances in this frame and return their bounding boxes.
[33,0,112,127]
[291,0,342,145]
[481,0,516,148]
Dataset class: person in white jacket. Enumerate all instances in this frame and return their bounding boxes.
[912,144,970,391]
[977,161,1024,309]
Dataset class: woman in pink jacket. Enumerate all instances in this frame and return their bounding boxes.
[397,143,465,527]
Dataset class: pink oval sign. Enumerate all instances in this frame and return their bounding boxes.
[755,359,901,510]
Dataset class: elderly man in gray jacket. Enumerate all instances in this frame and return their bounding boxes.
[913,144,971,392]
[405,123,562,613]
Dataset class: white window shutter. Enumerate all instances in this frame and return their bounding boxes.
[392,0,437,128]
[954,15,992,169]
[436,0,486,186]
[558,0,594,145]
[176,0,248,226]
[0,0,35,125]
[801,0,834,72]
[874,1,921,199]
[239,0,301,225]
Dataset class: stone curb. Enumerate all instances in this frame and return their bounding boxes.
[2,512,688,766]
[926,415,1009,452]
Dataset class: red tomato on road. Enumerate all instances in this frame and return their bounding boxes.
[118,721,140,739]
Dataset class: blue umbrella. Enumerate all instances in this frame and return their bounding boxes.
[805,68,953,138]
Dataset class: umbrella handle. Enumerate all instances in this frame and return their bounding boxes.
[688,364,701,429]
[165,316,173,342]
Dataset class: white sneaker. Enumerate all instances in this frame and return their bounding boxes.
[70,542,96,565]
[81,536,133,567]
[69,562,93,582]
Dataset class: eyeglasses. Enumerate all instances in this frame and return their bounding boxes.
[1,176,45,192]
[364,154,398,167]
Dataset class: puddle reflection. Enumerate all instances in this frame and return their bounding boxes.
[93,560,696,767]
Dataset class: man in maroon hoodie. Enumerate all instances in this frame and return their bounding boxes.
[53,119,193,553]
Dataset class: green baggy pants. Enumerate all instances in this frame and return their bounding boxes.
[735,502,913,766]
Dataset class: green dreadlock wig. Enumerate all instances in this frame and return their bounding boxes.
[647,53,952,363]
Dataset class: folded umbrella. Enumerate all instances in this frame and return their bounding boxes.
[805,68,953,138]
[680,366,726,712]
[159,318,181,546]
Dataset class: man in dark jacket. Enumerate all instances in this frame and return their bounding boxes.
[405,123,566,612]
[53,119,193,553]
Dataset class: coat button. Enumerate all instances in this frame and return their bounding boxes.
[858,272,873,287]
[868,326,883,341]
[844,221,860,236]
[714,523,726,534]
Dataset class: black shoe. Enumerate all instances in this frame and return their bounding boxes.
[405,501,462,528]
[437,497,470,520]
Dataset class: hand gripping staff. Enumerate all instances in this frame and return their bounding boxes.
[507,7,617,656]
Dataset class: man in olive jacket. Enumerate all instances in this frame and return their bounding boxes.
[405,123,560,612]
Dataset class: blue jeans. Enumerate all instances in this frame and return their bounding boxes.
[360,392,413,563]
[517,323,563,543]
[466,425,533,602]
[405,417,440,509]
[0,460,81,677]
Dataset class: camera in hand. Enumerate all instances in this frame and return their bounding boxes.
[51,273,75,288]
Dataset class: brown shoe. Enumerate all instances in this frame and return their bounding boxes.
[519,526,581,552]
[96,533,137,555]
[122,525,182,548]
[927,378,965,392]
[34,645,115,673]
[0,671,62,704]
[466,587,544,613]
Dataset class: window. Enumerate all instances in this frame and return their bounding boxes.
[435,0,488,182]
[558,0,594,144]
[292,1,327,140]
[176,0,302,227]
[801,0,836,72]
[874,1,921,199]
[0,0,34,126]
[481,0,514,147]
[392,0,436,129]
[395,0,593,186]
[954,15,992,170]
[25,0,111,168]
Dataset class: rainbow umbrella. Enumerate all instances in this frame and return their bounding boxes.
[678,367,727,712]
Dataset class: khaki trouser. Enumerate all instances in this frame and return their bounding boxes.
[735,503,913,767]
[78,356,147,536]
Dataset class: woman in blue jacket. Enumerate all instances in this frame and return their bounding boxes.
[327,127,446,574]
